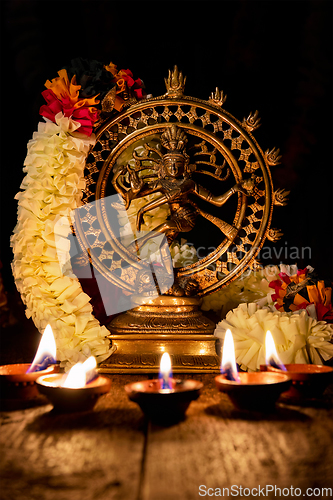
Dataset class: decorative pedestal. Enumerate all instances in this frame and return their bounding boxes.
[99,296,221,373]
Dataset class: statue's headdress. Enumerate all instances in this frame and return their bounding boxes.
[123,124,191,181]
[161,124,188,154]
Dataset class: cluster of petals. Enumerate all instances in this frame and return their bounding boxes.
[114,68,145,99]
[105,63,145,110]
[214,302,333,372]
[11,115,113,369]
[269,265,332,322]
[269,266,310,308]
[39,69,100,136]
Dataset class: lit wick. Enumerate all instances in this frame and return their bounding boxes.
[265,331,286,370]
[159,352,172,390]
[221,329,240,382]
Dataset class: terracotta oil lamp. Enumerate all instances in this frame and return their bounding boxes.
[125,352,203,424]
[36,356,111,412]
[261,330,333,399]
[215,330,291,411]
[0,325,58,405]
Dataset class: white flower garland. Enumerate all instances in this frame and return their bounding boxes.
[214,302,333,371]
[11,113,113,369]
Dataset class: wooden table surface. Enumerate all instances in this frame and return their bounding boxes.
[1,299,333,500]
[1,373,332,500]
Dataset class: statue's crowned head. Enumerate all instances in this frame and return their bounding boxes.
[161,125,189,178]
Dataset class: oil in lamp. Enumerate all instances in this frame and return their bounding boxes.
[215,330,291,411]
[36,356,111,412]
[125,352,203,424]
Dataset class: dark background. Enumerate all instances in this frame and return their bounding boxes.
[1,0,332,298]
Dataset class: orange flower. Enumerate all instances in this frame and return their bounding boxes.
[104,62,118,76]
[45,69,99,110]
[41,68,100,135]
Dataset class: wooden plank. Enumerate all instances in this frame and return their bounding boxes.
[1,372,332,500]
[0,375,147,500]
[140,375,333,500]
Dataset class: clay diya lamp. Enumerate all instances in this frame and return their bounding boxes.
[263,364,333,399]
[36,356,111,412]
[261,330,333,399]
[215,372,292,411]
[0,325,58,404]
[215,330,292,411]
[125,353,203,424]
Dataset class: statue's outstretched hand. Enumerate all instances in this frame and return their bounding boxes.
[236,177,255,195]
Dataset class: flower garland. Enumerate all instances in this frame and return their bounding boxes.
[11,59,146,369]
[214,302,333,371]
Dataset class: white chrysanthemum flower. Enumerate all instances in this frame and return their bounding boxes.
[170,241,198,268]
[214,302,333,372]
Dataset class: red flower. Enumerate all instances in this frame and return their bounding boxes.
[118,69,135,88]
[39,89,63,122]
[40,89,99,136]
[316,303,333,322]
[278,272,291,284]
[71,107,99,136]
[112,69,146,109]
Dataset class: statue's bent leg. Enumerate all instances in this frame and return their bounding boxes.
[129,221,179,256]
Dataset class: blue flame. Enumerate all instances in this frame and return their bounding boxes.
[159,370,173,390]
[268,356,287,371]
[26,355,56,373]
[221,363,240,382]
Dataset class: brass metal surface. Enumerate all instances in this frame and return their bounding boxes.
[101,296,220,373]
[74,75,281,294]
[73,66,286,373]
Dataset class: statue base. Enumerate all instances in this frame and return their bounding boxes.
[99,296,221,374]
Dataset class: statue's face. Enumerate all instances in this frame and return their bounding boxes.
[163,154,185,178]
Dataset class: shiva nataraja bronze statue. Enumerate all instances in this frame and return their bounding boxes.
[113,124,256,246]
[73,66,288,372]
